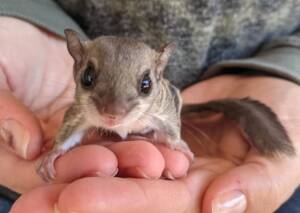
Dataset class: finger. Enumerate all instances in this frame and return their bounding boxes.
[53,145,118,183]
[0,144,117,192]
[10,184,65,213]
[57,177,191,213]
[108,141,165,179]
[0,90,42,159]
[202,155,299,213]
[156,145,190,179]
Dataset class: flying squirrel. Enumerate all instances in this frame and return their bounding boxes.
[37,29,295,182]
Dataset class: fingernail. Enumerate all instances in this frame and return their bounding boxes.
[112,168,119,176]
[162,169,175,180]
[54,203,60,213]
[212,191,247,213]
[123,166,150,179]
[0,119,30,159]
[91,168,118,177]
[54,203,80,213]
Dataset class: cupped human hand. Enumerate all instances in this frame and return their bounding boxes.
[10,72,300,213]
[182,75,300,213]
[0,17,189,195]
[0,16,75,192]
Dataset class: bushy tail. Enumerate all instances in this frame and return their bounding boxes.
[182,98,295,157]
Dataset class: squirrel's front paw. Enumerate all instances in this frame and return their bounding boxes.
[37,149,65,182]
[172,141,194,162]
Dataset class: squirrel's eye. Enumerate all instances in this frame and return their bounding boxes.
[140,73,152,95]
[81,64,95,88]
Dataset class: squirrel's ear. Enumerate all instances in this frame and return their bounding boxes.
[64,29,85,69]
[156,43,175,78]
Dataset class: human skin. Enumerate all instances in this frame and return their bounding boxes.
[0,17,299,213]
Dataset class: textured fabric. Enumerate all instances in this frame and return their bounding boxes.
[203,34,300,85]
[0,196,12,213]
[277,187,300,213]
[0,0,87,39]
[55,0,300,88]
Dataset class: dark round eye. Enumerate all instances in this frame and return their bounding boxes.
[140,73,152,95]
[81,64,96,88]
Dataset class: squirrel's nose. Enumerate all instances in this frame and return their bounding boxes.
[101,104,127,119]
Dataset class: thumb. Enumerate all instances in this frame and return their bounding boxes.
[202,155,299,213]
[0,90,42,160]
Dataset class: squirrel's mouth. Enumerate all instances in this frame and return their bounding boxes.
[102,117,120,126]
[99,114,125,128]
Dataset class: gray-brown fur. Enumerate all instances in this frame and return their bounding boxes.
[149,80,182,142]
[182,98,295,156]
[53,104,84,149]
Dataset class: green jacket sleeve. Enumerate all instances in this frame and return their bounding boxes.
[202,33,300,86]
[0,0,87,39]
